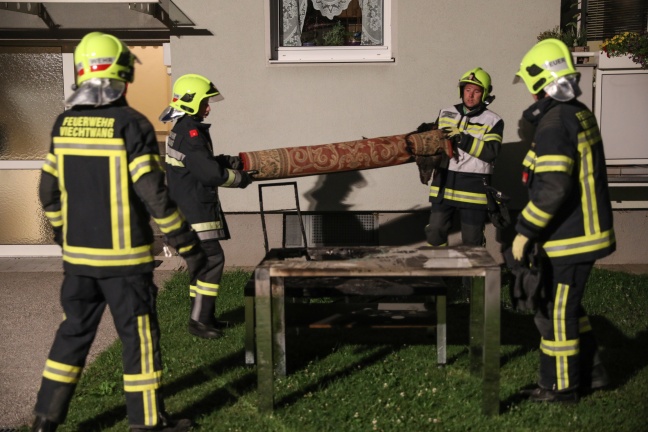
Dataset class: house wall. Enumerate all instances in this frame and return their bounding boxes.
[165,0,647,267]
[169,0,559,212]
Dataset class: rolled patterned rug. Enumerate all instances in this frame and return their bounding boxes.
[239,128,450,180]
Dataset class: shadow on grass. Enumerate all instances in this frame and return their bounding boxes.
[498,315,648,414]
[276,345,397,409]
[75,350,254,431]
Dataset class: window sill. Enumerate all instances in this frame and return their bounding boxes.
[268,57,395,65]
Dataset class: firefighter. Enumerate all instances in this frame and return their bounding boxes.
[425,67,504,249]
[159,73,253,339]
[513,38,616,402]
[32,32,200,431]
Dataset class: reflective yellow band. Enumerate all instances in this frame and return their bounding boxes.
[522,201,552,228]
[138,314,155,377]
[165,154,185,167]
[123,370,162,392]
[63,245,153,267]
[153,210,185,234]
[468,136,485,158]
[195,280,219,297]
[553,283,569,341]
[441,188,487,205]
[579,316,592,333]
[534,155,574,174]
[191,221,223,232]
[129,154,163,183]
[429,186,440,198]
[42,153,59,177]
[45,210,63,228]
[522,150,536,169]
[43,359,82,384]
[438,118,459,129]
[540,338,579,357]
[482,132,503,143]
[178,244,195,255]
[53,137,126,156]
[543,229,615,258]
[222,169,237,187]
[189,284,197,298]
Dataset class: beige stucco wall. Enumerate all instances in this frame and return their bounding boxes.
[169,0,561,212]
[164,0,647,267]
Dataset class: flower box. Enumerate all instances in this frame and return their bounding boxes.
[597,51,641,69]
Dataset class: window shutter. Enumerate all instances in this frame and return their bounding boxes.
[585,0,648,40]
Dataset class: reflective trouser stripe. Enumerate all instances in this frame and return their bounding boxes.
[42,359,82,384]
[195,280,219,297]
[122,314,161,427]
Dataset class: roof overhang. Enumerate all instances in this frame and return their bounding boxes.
[0,1,212,46]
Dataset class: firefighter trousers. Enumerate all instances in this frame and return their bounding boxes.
[534,259,600,392]
[425,201,488,247]
[34,273,167,428]
[190,239,225,324]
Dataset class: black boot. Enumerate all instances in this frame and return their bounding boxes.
[130,412,192,431]
[188,319,224,339]
[31,416,58,432]
[526,387,579,403]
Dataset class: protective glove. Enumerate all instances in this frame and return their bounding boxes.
[441,126,461,139]
[215,154,243,170]
[416,122,437,133]
[228,155,243,170]
[237,170,254,189]
[414,155,442,184]
[512,234,530,261]
[53,227,63,247]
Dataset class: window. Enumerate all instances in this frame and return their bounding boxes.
[578,0,648,40]
[269,0,393,63]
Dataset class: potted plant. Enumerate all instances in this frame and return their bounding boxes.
[537,2,589,63]
[322,20,347,46]
[600,31,648,69]
[537,26,563,42]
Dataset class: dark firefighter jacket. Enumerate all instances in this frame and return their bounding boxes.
[516,96,616,265]
[430,103,504,209]
[39,98,189,278]
[164,115,247,241]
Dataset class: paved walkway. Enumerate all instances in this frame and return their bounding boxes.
[0,256,184,429]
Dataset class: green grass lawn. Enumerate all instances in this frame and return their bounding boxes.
[36,268,648,431]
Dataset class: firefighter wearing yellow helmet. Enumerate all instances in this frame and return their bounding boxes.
[32,32,199,431]
[160,73,253,339]
[511,38,616,403]
[425,67,504,297]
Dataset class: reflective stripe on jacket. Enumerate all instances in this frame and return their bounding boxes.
[165,115,242,241]
[39,99,186,277]
[516,97,616,264]
[430,103,504,209]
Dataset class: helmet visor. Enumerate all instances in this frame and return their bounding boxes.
[206,93,225,104]
[158,106,186,123]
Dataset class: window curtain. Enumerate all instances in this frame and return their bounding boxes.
[359,0,383,46]
[281,0,383,47]
[312,0,353,19]
[282,0,308,46]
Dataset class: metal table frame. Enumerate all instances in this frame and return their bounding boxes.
[253,245,501,415]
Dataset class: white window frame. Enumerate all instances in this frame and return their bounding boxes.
[266,0,393,64]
